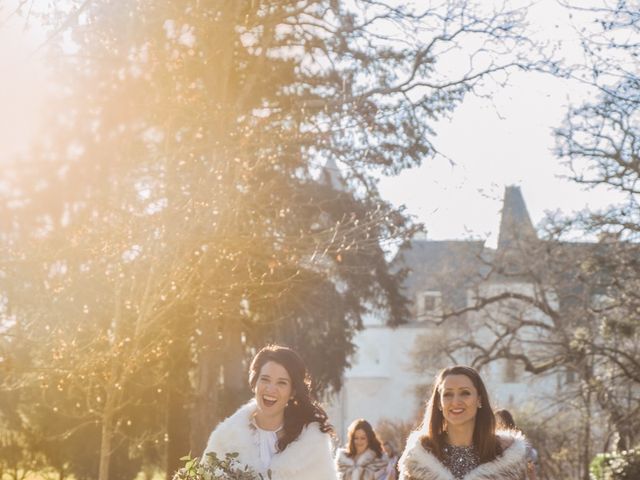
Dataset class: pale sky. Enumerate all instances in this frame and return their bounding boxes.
[378,0,627,247]
[377,70,625,248]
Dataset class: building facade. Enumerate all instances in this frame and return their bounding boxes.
[326,186,562,440]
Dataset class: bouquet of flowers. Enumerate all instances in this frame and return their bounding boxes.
[174,452,271,480]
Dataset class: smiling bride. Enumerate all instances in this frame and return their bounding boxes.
[202,345,337,480]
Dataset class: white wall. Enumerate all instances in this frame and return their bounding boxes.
[327,280,565,443]
[325,324,430,442]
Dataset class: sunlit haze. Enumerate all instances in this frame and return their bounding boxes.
[0,11,47,162]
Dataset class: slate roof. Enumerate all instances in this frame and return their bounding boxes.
[394,239,488,311]
[497,186,537,251]
[320,157,347,191]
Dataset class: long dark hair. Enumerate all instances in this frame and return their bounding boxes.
[249,345,332,451]
[346,419,384,458]
[420,365,501,464]
[495,409,517,430]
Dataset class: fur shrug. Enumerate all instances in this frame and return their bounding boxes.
[203,400,337,480]
[335,448,389,480]
[398,430,528,480]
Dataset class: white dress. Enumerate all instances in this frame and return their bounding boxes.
[203,400,337,480]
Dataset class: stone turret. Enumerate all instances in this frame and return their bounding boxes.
[320,157,347,191]
[497,186,537,251]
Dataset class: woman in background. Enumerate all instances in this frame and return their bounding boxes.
[202,345,336,480]
[495,409,538,480]
[382,439,400,480]
[336,419,389,480]
[399,365,528,480]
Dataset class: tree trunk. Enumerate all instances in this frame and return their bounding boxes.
[221,320,246,415]
[190,311,222,456]
[165,333,192,480]
[98,392,115,480]
[581,386,592,480]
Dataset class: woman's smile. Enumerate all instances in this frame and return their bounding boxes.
[440,374,481,428]
[255,360,293,421]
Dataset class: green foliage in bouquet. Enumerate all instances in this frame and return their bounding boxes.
[174,452,272,480]
[590,447,640,480]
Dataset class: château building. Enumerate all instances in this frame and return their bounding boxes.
[326,186,564,440]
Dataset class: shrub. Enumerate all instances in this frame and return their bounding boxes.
[590,447,640,480]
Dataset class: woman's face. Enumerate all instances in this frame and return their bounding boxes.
[353,428,369,455]
[254,360,293,419]
[439,374,481,429]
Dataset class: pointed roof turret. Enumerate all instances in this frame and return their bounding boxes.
[320,157,347,191]
[497,186,537,250]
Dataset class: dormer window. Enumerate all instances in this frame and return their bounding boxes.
[416,290,442,321]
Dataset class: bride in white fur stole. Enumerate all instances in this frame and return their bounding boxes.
[399,366,529,480]
[335,419,389,480]
[203,345,337,480]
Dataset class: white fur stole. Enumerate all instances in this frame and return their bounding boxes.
[203,400,337,480]
[398,430,528,480]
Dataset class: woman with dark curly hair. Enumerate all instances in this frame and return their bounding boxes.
[203,345,336,480]
[399,365,528,480]
[336,419,388,480]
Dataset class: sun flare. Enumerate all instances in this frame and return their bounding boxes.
[0,19,47,161]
